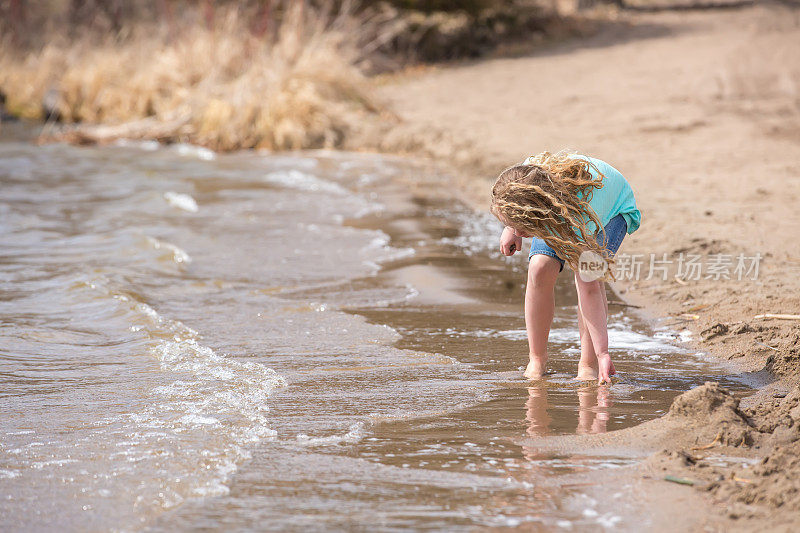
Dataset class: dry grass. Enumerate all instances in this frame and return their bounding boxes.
[0,3,380,151]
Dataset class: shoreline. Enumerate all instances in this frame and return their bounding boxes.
[395,154,793,531]
[6,122,795,529]
[373,3,800,530]
[1,128,738,529]
[5,3,799,527]
[348,161,756,530]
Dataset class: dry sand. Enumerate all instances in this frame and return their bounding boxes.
[378,3,800,530]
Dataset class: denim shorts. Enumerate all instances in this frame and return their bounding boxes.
[528,213,628,272]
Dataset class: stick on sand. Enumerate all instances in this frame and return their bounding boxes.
[754,314,800,321]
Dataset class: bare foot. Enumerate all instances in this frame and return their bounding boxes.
[523,357,548,380]
[574,364,598,381]
[596,353,616,385]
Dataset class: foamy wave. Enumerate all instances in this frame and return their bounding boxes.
[448,325,685,355]
[360,232,416,266]
[30,459,79,470]
[607,325,685,353]
[0,469,20,479]
[172,143,216,161]
[128,308,286,502]
[496,329,530,341]
[67,276,287,511]
[434,208,504,257]
[145,236,192,265]
[164,192,199,213]
[296,422,366,446]
[263,169,348,195]
[178,414,221,426]
[653,327,693,343]
[113,138,160,151]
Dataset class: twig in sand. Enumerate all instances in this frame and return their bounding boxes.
[664,475,695,486]
[755,341,779,352]
[608,301,642,309]
[754,313,800,321]
[733,476,753,484]
[663,318,696,327]
[674,275,688,286]
[691,432,723,451]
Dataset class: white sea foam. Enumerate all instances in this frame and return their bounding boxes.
[164,192,199,213]
[359,231,416,266]
[145,236,192,265]
[96,328,286,507]
[296,422,366,446]
[263,169,348,195]
[172,143,216,161]
[53,276,288,512]
[30,459,79,469]
[608,326,684,353]
[178,414,221,426]
[478,323,687,355]
[596,513,623,528]
[435,208,504,257]
[495,329,530,341]
[113,138,160,151]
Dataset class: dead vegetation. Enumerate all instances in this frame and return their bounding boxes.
[0,2,381,150]
[0,0,570,151]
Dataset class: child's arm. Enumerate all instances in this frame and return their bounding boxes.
[500,227,522,256]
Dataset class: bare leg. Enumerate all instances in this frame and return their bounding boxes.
[523,255,560,379]
[574,277,616,384]
[575,273,598,380]
[574,273,611,380]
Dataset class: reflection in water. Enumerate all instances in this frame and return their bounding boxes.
[577,386,611,435]
[525,384,552,437]
[525,384,612,437]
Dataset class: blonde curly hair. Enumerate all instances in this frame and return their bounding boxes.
[490,151,616,278]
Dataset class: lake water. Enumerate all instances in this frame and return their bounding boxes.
[0,124,751,531]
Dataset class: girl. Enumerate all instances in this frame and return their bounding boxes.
[490,151,641,385]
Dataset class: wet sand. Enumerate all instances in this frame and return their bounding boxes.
[377,3,800,529]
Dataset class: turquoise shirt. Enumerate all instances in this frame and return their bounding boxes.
[523,154,641,237]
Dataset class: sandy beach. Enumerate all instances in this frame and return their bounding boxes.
[378,3,800,529]
[2,1,799,530]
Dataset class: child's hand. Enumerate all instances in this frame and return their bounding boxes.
[500,227,522,256]
[596,353,616,385]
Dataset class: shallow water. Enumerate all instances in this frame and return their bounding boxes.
[0,125,752,531]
